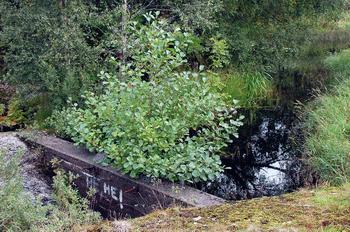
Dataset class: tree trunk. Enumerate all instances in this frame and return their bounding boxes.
[120,0,129,80]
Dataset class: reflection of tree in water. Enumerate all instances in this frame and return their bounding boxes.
[198,110,305,200]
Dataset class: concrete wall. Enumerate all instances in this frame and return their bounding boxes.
[19,132,225,219]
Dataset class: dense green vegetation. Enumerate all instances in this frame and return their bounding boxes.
[0,0,349,192]
[1,0,350,231]
[305,49,350,185]
[48,16,244,183]
[0,1,345,118]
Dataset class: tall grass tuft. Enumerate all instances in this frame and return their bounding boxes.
[220,71,274,109]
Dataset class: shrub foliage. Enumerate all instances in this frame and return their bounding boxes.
[49,16,244,183]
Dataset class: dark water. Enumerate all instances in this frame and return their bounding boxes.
[0,124,21,132]
[198,109,306,200]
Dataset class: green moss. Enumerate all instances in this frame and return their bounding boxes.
[128,185,350,231]
[76,184,349,231]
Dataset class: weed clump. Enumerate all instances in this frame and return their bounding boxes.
[0,151,101,232]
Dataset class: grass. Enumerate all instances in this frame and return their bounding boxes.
[305,49,350,185]
[313,183,350,211]
[325,49,350,77]
[221,71,274,109]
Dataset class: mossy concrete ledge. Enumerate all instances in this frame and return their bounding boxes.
[18,131,225,218]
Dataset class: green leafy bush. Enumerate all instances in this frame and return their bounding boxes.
[49,14,243,183]
[51,73,243,183]
[6,99,25,125]
[107,12,192,81]
[209,37,230,69]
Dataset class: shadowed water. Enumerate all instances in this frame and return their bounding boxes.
[199,110,304,200]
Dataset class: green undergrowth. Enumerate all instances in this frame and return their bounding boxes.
[0,151,101,232]
[338,12,350,30]
[325,49,350,78]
